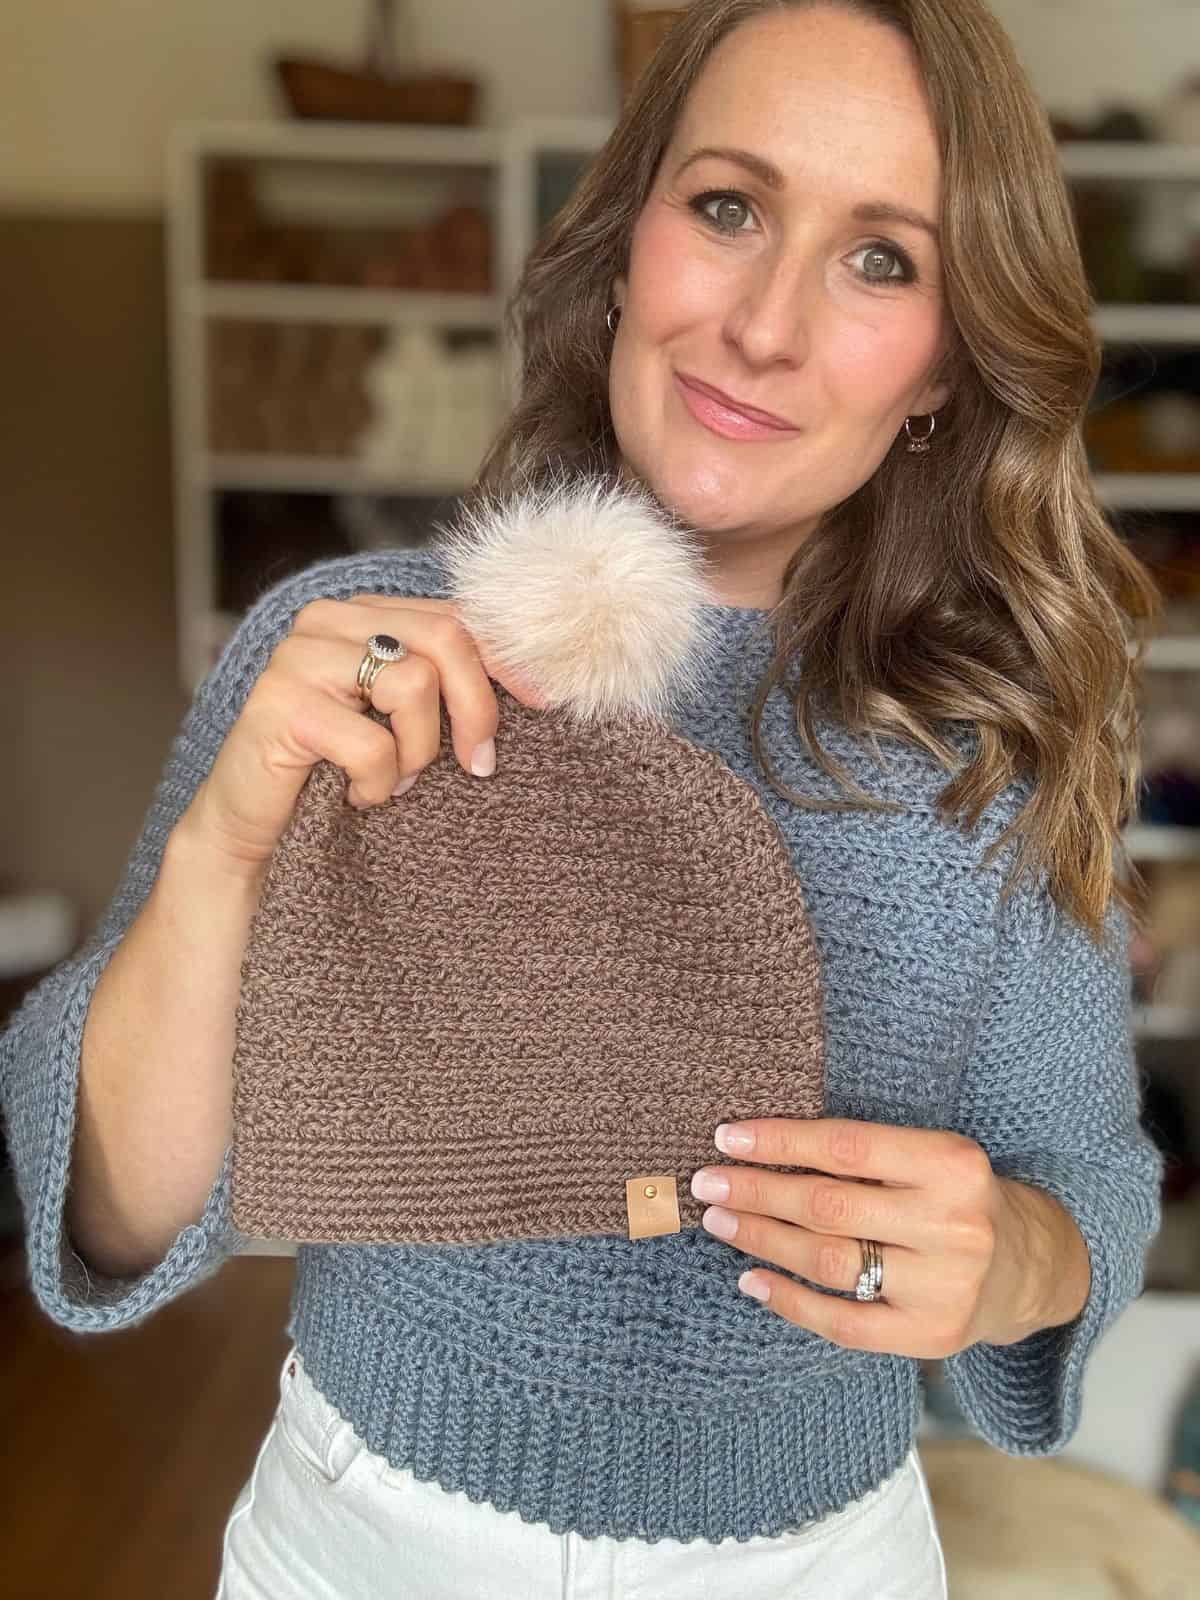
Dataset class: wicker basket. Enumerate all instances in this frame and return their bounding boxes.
[274,57,478,125]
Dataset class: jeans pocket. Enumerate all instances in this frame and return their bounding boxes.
[276,1348,370,1492]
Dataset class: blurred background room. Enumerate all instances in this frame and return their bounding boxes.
[2,2,1200,1594]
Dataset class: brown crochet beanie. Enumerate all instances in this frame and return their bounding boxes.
[230,472,827,1247]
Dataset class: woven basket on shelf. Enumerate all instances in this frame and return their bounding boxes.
[274,57,478,125]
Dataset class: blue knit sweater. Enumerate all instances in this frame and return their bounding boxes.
[0,543,1163,1545]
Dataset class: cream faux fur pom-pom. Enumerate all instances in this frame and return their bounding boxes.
[436,471,726,728]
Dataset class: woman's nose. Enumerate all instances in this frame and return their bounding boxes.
[723,259,815,368]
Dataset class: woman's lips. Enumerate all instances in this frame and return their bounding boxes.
[674,373,800,441]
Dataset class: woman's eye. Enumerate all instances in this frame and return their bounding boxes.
[689,189,755,236]
[850,243,918,286]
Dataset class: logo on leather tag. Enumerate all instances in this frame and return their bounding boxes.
[626,1175,681,1239]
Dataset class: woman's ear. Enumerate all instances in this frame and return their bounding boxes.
[916,344,957,414]
[917,380,953,414]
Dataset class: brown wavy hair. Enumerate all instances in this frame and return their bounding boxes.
[465,0,1164,944]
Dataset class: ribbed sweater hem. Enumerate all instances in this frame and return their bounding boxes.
[286,1246,922,1546]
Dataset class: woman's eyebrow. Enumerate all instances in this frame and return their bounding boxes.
[673,145,941,244]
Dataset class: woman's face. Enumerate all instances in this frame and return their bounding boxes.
[609,5,953,607]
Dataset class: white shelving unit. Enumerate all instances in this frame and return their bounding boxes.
[1056,143,1200,1047]
[165,116,616,692]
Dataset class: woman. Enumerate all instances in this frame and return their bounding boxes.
[0,2,1165,1597]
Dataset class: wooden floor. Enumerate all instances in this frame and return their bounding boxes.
[0,1239,295,1600]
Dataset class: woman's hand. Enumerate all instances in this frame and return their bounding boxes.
[689,1118,1092,1357]
[180,595,549,877]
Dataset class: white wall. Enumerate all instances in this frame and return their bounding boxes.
[3,2,1199,214]
[1063,1292,1200,1494]
[988,0,1200,124]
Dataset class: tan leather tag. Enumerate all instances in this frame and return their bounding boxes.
[626,1175,681,1239]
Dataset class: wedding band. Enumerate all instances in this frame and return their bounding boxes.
[356,632,408,705]
[855,1238,884,1302]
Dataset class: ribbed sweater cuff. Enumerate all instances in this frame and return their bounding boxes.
[24,933,242,1330]
[941,1154,1155,1455]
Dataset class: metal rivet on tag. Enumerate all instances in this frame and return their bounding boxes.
[626,1174,681,1240]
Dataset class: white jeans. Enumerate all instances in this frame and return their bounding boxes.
[216,1344,948,1600]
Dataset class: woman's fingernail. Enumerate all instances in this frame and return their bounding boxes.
[390,775,417,797]
[715,1124,755,1153]
[702,1205,739,1241]
[691,1168,730,1203]
[471,738,496,777]
[739,1272,771,1303]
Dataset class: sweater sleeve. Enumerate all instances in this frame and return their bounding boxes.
[940,872,1164,1454]
[0,668,252,1332]
[0,545,450,1333]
